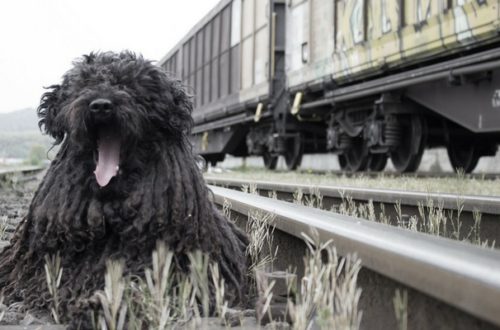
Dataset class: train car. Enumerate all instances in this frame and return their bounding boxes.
[159,0,500,173]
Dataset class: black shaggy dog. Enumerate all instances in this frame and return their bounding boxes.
[0,51,248,326]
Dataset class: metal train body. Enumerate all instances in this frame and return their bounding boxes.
[159,0,500,173]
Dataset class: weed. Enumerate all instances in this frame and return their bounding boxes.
[288,230,362,330]
[393,289,408,330]
[44,252,63,324]
[0,295,4,323]
[320,188,491,248]
[293,189,304,206]
[88,245,227,329]
[222,198,232,221]
[0,216,8,240]
[143,242,175,328]
[246,209,278,274]
[94,260,127,330]
[209,262,228,321]
[188,250,211,319]
[268,190,278,199]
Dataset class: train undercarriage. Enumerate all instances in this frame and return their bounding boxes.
[242,96,499,173]
[323,95,498,173]
[239,47,500,173]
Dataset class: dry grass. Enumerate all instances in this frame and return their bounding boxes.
[0,295,5,323]
[209,262,228,320]
[393,289,408,330]
[187,250,211,319]
[243,180,279,273]
[288,230,362,330]
[290,186,496,249]
[94,243,218,330]
[93,261,127,330]
[44,252,63,324]
[39,242,222,329]
[0,216,8,241]
[246,209,278,274]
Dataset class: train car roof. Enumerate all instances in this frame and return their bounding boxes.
[158,0,231,66]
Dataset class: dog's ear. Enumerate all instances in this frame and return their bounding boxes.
[144,66,194,137]
[37,84,65,144]
[169,81,194,135]
[151,70,194,136]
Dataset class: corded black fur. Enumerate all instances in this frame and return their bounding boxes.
[0,51,248,327]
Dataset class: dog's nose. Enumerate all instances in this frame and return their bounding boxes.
[89,98,113,114]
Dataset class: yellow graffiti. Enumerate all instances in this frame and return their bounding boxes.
[333,0,498,81]
[416,0,432,23]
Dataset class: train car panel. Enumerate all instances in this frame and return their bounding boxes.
[399,1,497,60]
[286,0,308,73]
[241,45,253,88]
[211,14,221,101]
[195,31,203,108]
[308,0,335,71]
[230,0,242,95]
[254,24,269,85]
[160,0,270,125]
[240,0,270,102]
[333,0,499,81]
[406,70,500,133]
[286,0,335,89]
[364,0,402,68]
[202,25,211,105]
[220,5,232,98]
[241,0,255,90]
[255,0,268,29]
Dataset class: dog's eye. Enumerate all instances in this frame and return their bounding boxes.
[118,85,125,90]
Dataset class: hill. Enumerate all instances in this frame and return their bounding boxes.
[0,108,54,160]
[0,108,40,133]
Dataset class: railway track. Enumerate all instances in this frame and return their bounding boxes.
[0,166,45,184]
[1,168,499,328]
[209,185,500,329]
[206,176,500,244]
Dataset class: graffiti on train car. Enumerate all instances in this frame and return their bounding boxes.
[333,0,496,80]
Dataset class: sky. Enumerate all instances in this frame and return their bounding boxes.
[0,0,220,113]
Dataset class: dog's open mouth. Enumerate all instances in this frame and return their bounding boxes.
[94,125,121,187]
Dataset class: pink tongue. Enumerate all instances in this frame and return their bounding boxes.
[94,129,120,187]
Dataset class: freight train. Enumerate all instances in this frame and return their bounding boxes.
[159,0,500,173]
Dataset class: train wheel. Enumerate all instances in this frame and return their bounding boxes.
[196,155,208,171]
[447,142,480,173]
[368,154,388,172]
[338,154,350,171]
[284,136,303,170]
[343,138,369,172]
[263,152,278,170]
[390,115,426,173]
[204,154,225,168]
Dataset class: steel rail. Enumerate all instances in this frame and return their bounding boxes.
[205,177,500,215]
[0,166,45,181]
[209,185,500,326]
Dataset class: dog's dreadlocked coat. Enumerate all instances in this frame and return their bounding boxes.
[0,51,248,326]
